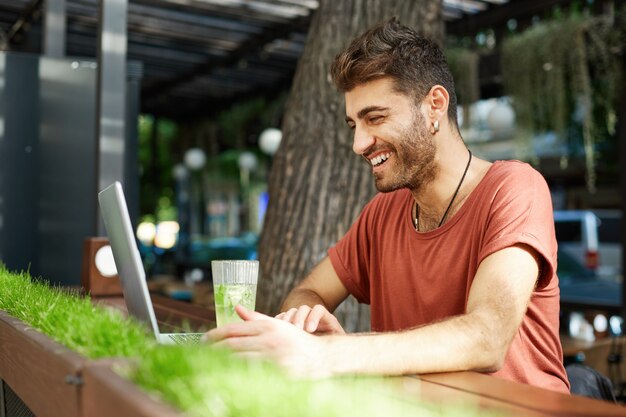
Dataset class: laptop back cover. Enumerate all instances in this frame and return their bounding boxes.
[98,181,161,339]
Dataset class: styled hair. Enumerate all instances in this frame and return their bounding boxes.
[330,18,458,128]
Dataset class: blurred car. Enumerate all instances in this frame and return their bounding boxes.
[554,210,622,279]
[557,247,596,283]
[558,247,622,312]
[592,209,622,278]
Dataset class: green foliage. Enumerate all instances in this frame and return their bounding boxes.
[138,115,179,220]
[217,98,266,149]
[137,93,286,221]
[446,48,480,106]
[132,346,486,417]
[501,13,623,191]
[216,93,287,150]
[0,266,153,358]
[0,267,497,417]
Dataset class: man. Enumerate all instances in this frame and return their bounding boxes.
[207,18,569,393]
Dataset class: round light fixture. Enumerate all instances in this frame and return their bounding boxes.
[259,128,282,156]
[172,163,189,181]
[238,151,258,171]
[593,314,608,333]
[610,316,623,336]
[94,245,118,277]
[136,222,156,246]
[487,101,515,140]
[184,148,206,171]
[154,221,180,250]
[568,312,584,338]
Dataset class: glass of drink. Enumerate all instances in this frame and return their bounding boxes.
[210,260,259,327]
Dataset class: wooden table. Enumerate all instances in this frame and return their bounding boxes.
[95,293,216,333]
[96,293,626,416]
[413,371,626,416]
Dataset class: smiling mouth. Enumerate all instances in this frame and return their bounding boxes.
[369,152,392,167]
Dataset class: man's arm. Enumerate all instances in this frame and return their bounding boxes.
[320,243,539,375]
[207,244,540,377]
[277,257,350,334]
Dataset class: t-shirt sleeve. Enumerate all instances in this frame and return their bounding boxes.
[327,197,380,304]
[478,165,557,289]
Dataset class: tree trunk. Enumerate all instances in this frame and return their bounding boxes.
[258,0,443,331]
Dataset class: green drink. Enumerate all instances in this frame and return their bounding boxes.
[214,283,257,326]
[211,260,259,327]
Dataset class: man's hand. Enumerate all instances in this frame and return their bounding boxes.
[204,305,332,378]
[276,304,346,335]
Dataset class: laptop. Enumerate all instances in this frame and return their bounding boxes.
[98,181,203,344]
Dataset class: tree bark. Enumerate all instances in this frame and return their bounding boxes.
[258,0,443,331]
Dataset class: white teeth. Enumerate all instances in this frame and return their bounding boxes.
[371,153,391,167]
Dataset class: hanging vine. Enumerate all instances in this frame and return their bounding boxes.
[501,13,623,193]
[446,48,480,106]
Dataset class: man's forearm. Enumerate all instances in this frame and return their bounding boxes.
[280,288,330,312]
[319,312,506,376]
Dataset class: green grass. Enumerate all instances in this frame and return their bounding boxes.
[130,346,442,417]
[0,266,153,358]
[0,266,497,417]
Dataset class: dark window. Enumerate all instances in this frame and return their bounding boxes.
[555,221,582,242]
[598,218,621,243]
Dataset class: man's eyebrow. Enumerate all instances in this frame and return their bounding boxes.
[356,105,389,120]
[344,105,389,124]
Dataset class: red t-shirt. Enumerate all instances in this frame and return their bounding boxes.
[328,160,569,393]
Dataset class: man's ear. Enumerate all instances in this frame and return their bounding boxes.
[426,85,449,121]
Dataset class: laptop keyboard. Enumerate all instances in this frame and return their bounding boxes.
[166,333,202,344]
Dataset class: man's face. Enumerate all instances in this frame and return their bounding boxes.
[344,77,436,193]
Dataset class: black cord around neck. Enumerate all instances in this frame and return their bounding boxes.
[414,148,472,231]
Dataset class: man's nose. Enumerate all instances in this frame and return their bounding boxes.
[352,126,375,155]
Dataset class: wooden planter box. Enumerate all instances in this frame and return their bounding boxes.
[0,311,186,417]
[0,310,85,417]
[82,361,183,417]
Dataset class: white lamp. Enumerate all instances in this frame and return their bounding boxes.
[238,151,258,172]
[172,163,189,181]
[183,148,206,237]
[136,221,157,246]
[259,128,282,156]
[184,148,206,171]
[238,151,258,190]
[487,101,515,140]
[94,245,118,277]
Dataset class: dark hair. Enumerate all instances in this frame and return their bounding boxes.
[330,18,458,128]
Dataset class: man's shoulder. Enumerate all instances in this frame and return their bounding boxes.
[489,160,546,185]
[480,160,551,210]
[492,159,538,174]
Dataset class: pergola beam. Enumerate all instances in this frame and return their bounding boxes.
[7,0,43,45]
[447,0,584,36]
[140,13,310,103]
[145,67,295,122]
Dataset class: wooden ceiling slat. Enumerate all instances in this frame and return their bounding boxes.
[446,0,571,36]
[7,0,43,44]
[139,12,311,102]
[133,0,295,25]
[129,2,264,33]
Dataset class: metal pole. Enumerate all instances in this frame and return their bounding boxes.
[96,0,128,235]
[618,51,626,322]
[43,0,66,57]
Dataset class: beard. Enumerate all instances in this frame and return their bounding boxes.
[373,111,437,193]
